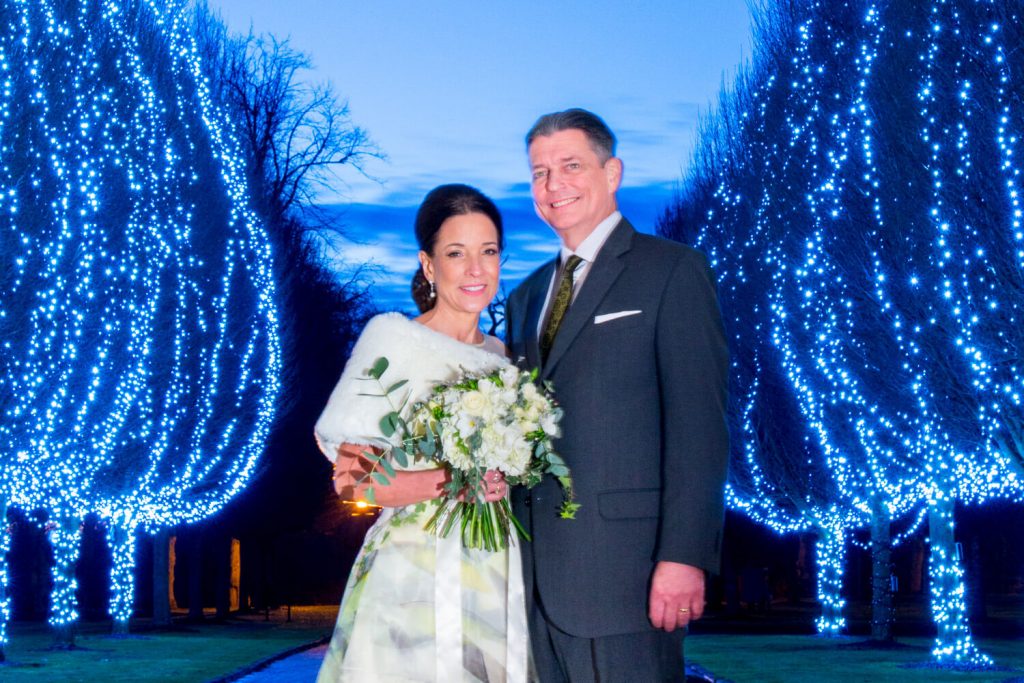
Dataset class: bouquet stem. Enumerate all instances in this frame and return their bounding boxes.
[424,498,530,550]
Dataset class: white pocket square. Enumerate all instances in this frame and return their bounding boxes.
[594,310,642,324]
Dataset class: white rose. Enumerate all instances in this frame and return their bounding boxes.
[459,390,489,417]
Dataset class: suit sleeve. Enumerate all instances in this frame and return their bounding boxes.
[654,251,729,573]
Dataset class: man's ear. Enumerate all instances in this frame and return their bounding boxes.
[605,157,623,191]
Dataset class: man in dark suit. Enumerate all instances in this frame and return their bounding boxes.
[506,108,729,682]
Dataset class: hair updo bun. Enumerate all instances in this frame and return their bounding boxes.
[411,268,435,313]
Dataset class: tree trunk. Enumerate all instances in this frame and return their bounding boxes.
[869,499,894,642]
[47,513,83,649]
[927,497,991,667]
[813,521,847,636]
[152,528,172,627]
[107,523,137,636]
[215,534,230,620]
[966,536,986,623]
[187,530,204,622]
[0,498,10,662]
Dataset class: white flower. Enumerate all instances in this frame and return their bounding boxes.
[479,377,516,411]
[454,411,480,440]
[440,429,473,471]
[499,365,520,390]
[508,405,533,432]
[540,409,561,437]
[459,389,489,417]
[502,431,533,475]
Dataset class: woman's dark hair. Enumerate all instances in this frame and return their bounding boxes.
[411,183,504,313]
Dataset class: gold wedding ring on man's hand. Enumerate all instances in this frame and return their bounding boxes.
[678,608,690,614]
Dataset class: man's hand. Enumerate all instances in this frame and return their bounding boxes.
[648,561,705,632]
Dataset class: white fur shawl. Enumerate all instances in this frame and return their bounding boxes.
[314,312,509,463]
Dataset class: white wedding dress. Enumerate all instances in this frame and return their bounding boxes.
[314,313,528,683]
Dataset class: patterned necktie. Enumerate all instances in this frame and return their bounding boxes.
[540,254,583,363]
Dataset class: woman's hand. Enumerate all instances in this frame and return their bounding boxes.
[456,469,507,502]
[470,469,507,503]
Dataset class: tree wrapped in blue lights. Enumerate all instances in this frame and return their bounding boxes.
[662,0,1023,668]
[0,0,280,645]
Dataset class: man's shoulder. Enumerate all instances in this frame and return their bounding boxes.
[628,232,710,270]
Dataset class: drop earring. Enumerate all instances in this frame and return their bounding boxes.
[429,280,436,298]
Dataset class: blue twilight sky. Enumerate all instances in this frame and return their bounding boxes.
[210,0,754,311]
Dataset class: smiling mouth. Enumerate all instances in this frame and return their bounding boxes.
[551,197,579,209]
[461,285,486,293]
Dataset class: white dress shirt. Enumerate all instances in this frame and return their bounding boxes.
[536,210,622,337]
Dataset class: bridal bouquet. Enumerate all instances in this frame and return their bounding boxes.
[359,357,577,551]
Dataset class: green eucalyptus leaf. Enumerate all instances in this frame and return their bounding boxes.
[391,447,409,468]
[379,412,399,437]
[386,379,409,394]
[369,357,389,380]
[364,486,376,505]
[380,459,396,478]
[371,472,390,486]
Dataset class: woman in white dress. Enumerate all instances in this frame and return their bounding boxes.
[314,184,528,682]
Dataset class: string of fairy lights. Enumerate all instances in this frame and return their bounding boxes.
[681,0,1023,668]
[0,0,280,641]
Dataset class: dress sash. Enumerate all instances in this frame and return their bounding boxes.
[433,505,528,683]
[434,529,464,681]
[505,534,529,682]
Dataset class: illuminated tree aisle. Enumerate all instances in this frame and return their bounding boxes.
[0,0,280,646]
[663,0,1023,667]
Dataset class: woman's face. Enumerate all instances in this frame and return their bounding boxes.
[419,212,501,316]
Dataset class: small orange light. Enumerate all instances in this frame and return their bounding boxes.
[355,500,368,509]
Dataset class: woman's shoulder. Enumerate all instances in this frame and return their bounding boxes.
[354,312,507,373]
[357,311,414,340]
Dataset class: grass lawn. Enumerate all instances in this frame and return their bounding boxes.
[0,606,335,682]
[688,634,1024,683]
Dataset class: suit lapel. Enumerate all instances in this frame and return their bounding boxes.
[523,258,557,370]
[542,219,635,378]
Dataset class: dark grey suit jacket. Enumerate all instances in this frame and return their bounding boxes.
[507,218,729,638]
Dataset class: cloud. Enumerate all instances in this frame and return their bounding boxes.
[319,181,679,312]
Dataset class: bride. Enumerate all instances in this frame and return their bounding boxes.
[314,184,527,682]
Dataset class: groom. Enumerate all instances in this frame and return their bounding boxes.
[507,108,729,682]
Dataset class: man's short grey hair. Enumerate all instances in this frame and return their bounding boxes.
[526,108,617,163]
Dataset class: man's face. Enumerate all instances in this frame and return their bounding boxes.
[528,129,622,247]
